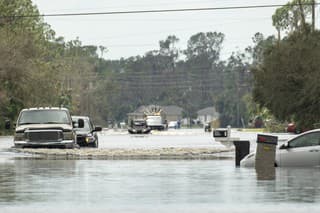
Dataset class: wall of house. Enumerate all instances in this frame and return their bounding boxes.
[166,115,182,122]
[198,115,213,124]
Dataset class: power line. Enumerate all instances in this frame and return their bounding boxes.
[82,16,271,41]
[1,3,318,19]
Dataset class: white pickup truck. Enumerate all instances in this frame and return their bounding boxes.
[146,115,166,130]
[7,107,83,149]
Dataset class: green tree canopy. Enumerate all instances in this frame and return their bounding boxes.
[185,32,224,62]
[252,30,320,128]
[272,0,314,39]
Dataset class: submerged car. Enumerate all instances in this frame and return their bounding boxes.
[8,107,83,149]
[241,129,320,167]
[72,116,102,148]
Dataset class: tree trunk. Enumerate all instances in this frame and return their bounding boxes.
[297,0,307,32]
[277,28,281,46]
[312,0,315,31]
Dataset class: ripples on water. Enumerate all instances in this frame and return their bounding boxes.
[0,159,320,212]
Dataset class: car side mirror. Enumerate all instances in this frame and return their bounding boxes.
[72,121,78,128]
[5,120,11,129]
[77,119,84,128]
[280,143,288,149]
[94,126,102,132]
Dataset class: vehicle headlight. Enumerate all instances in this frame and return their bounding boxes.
[14,132,25,141]
[86,135,95,143]
[64,131,74,140]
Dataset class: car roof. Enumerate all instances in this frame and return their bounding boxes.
[21,107,69,112]
[291,128,320,136]
[284,128,320,142]
[305,128,320,133]
[72,115,90,120]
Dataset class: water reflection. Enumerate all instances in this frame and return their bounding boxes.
[0,159,320,210]
[0,159,76,204]
[276,167,320,203]
[256,167,276,180]
[0,162,17,203]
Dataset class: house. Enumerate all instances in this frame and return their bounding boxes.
[197,107,219,125]
[162,105,183,122]
[127,105,183,123]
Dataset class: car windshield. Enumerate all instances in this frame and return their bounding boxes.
[73,118,91,132]
[133,120,146,126]
[18,110,71,125]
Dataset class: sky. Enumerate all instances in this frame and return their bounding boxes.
[31,0,304,60]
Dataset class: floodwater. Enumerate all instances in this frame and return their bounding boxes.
[1,129,318,212]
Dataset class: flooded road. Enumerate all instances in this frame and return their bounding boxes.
[1,159,320,212]
[1,129,315,212]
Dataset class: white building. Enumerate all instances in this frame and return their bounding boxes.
[197,107,219,124]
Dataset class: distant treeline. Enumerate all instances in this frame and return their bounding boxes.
[1,0,318,131]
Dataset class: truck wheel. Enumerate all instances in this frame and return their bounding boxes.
[90,141,98,148]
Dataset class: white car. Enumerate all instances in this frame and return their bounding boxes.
[241,129,320,167]
[168,121,178,129]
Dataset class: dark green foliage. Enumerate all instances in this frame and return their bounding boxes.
[252,30,320,129]
[96,34,252,127]
[214,53,252,127]
[0,1,253,129]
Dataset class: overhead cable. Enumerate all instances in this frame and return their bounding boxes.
[0,3,318,19]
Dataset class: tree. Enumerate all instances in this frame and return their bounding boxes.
[0,0,101,127]
[159,35,179,58]
[247,33,277,65]
[159,35,180,72]
[0,0,253,130]
[252,30,320,129]
[0,0,59,121]
[184,32,226,109]
[215,53,252,127]
[185,32,224,62]
[272,0,313,39]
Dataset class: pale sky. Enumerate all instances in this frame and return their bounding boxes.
[32,0,303,60]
